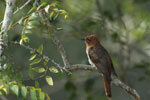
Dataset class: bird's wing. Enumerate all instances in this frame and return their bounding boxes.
[89,46,111,80]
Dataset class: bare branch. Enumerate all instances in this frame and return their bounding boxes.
[0,0,16,65]
[13,0,32,14]
[0,0,31,25]
[67,64,141,100]
[50,34,71,68]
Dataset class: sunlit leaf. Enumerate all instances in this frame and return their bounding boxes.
[2,88,8,94]
[45,76,53,86]
[23,36,29,43]
[32,67,45,73]
[21,34,29,43]
[45,5,50,13]
[64,14,68,19]
[29,13,40,20]
[37,45,43,54]
[29,54,37,61]
[30,58,42,65]
[39,92,45,100]
[49,11,54,20]
[49,67,59,73]
[10,85,19,96]
[19,39,23,45]
[27,25,35,29]
[30,49,35,54]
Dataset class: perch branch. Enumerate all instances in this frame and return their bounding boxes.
[66,64,141,100]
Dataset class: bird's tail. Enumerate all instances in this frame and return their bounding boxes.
[103,76,112,99]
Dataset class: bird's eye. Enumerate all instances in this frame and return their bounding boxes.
[87,38,92,42]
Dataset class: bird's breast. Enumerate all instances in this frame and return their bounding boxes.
[86,48,95,67]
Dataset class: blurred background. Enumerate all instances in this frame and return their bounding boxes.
[0,0,150,100]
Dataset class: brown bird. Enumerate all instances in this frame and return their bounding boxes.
[83,35,117,99]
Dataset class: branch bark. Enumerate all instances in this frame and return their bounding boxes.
[66,64,141,100]
[0,0,16,64]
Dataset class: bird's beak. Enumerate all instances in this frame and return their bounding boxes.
[81,38,85,41]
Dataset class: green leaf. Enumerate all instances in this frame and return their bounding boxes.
[43,57,49,66]
[64,14,68,19]
[21,86,27,98]
[28,21,40,26]
[35,81,40,88]
[49,11,54,20]
[19,39,23,45]
[39,92,45,100]
[30,89,37,100]
[29,13,40,20]
[30,49,35,54]
[10,85,19,96]
[54,13,59,20]
[49,67,59,73]
[45,76,53,86]
[37,45,43,54]
[37,2,47,10]
[21,34,29,43]
[29,54,37,61]
[30,58,42,65]
[53,8,58,11]
[56,27,63,31]
[27,25,36,29]
[18,17,24,25]
[1,88,8,94]
[32,67,45,73]
[43,60,48,66]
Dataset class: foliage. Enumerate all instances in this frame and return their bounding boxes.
[0,81,49,100]
[0,0,68,99]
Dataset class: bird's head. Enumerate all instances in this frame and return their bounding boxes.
[83,35,100,48]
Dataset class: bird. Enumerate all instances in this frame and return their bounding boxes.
[82,35,117,99]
